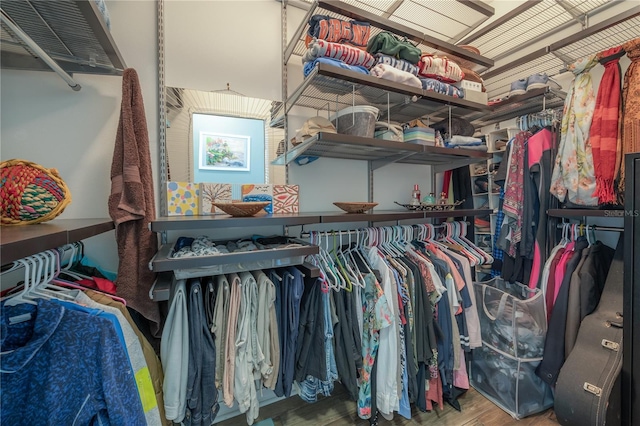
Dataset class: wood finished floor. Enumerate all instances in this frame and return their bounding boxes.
[217,386,559,426]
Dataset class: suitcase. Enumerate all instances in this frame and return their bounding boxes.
[554,239,624,426]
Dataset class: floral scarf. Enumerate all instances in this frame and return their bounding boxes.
[550,54,599,206]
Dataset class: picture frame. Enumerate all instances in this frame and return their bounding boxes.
[199,132,250,171]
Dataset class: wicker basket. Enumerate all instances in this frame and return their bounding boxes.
[0,159,72,225]
[333,202,378,213]
[213,201,269,217]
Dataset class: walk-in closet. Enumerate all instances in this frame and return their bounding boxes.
[1,1,639,425]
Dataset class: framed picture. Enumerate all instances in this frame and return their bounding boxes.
[199,132,250,171]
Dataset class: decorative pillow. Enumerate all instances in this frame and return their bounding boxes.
[306,15,370,48]
[418,54,464,83]
[0,159,71,225]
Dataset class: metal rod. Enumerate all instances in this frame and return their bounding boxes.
[455,0,495,17]
[458,0,542,45]
[555,224,624,233]
[1,9,81,91]
[481,5,640,80]
[300,222,470,238]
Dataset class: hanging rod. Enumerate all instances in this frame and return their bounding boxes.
[556,224,624,233]
[299,222,469,238]
[1,8,81,91]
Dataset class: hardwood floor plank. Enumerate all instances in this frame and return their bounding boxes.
[216,387,559,425]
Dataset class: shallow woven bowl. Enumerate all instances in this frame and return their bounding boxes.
[333,202,378,214]
[213,201,270,217]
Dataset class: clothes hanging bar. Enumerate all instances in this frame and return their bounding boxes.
[299,222,470,238]
[555,224,624,233]
[1,8,81,91]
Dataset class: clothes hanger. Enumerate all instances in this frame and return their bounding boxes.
[341,230,364,289]
[30,251,77,301]
[327,231,348,291]
[332,231,353,292]
[3,258,37,306]
[317,232,340,290]
[457,221,493,265]
[351,229,375,280]
[44,248,123,303]
[58,243,92,282]
[440,222,481,266]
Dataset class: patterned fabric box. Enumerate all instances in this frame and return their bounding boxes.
[241,184,273,214]
[273,185,300,214]
[167,182,199,216]
[199,183,232,214]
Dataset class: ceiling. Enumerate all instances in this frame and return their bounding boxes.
[290,0,640,101]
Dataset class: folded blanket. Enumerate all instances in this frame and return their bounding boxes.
[449,144,488,151]
[375,54,419,75]
[421,77,464,98]
[303,39,376,69]
[303,57,370,77]
[418,54,464,83]
[448,135,483,145]
[370,63,421,89]
[306,15,370,48]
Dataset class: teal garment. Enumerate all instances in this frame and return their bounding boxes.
[357,273,393,419]
[550,55,599,206]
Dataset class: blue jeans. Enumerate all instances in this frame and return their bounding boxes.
[184,279,219,426]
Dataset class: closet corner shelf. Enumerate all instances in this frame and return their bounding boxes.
[270,64,490,128]
[0,218,115,265]
[1,0,126,75]
[271,132,490,172]
[468,88,566,128]
[547,208,626,218]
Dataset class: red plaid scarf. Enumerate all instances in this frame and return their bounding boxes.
[590,46,623,204]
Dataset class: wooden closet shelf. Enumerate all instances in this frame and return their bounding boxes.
[1,218,115,265]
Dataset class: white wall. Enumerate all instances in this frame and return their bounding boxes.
[0,0,158,272]
[165,0,283,101]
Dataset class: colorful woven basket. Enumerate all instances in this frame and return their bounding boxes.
[0,159,72,225]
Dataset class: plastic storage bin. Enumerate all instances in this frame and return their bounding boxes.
[331,105,379,137]
[403,127,436,145]
[470,277,553,419]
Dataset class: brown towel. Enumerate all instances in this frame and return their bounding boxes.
[109,68,161,336]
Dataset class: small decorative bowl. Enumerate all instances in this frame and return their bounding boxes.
[333,202,378,213]
[213,201,270,217]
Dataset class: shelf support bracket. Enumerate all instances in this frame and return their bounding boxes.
[1,8,81,91]
[283,0,318,63]
[370,152,418,171]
